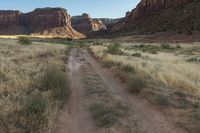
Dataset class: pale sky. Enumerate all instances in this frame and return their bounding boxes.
[0,0,140,18]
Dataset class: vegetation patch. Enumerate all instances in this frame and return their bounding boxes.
[40,65,70,106]
[82,72,128,128]
[106,43,123,55]
[102,60,116,68]
[18,36,32,45]
[186,56,200,63]
[0,44,69,132]
[24,94,48,116]
[121,64,135,73]
[132,52,142,57]
[154,95,170,106]
[90,102,127,127]
[127,75,146,94]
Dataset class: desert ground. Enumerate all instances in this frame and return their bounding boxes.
[0,37,199,133]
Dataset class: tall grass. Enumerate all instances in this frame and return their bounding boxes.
[0,43,69,132]
[90,45,200,96]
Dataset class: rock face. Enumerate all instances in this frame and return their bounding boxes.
[0,10,27,34]
[71,13,106,35]
[112,0,200,34]
[0,8,84,38]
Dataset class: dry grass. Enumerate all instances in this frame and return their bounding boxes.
[90,45,200,97]
[0,42,68,132]
[90,43,200,132]
[0,35,73,39]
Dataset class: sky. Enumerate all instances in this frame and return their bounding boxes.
[0,0,140,18]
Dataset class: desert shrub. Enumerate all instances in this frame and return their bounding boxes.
[106,43,123,55]
[127,75,146,93]
[176,45,182,49]
[18,36,32,45]
[24,94,47,116]
[132,52,142,57]
[102,60,115,68]
[121,64,135,73]
[90,103,122,127]
[149,51,158,54]
[160,43,172,50]
[155,95,169,106]
[139,44,145,48]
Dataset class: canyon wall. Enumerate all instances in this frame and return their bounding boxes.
[112,0,199,34]
[0,8,84,38]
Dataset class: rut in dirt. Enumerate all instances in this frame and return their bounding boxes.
[53,48,187,133]
[53,49,105,133]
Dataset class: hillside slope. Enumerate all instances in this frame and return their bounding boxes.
[111,0,200,35]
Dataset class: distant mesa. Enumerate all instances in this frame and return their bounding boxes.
[71,13,107,35]
[0,7,85,39]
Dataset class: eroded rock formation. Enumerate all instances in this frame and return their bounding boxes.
[112,0,200,34]
[71,13,106,35]
[0,8,84,38]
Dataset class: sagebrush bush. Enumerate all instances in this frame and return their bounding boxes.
[24,94,47,116]
[18,36,32,45]
[107,43,123,55]
[127,75,146,93]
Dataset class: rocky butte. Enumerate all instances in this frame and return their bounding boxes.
[71,13,106,35]
[0,8,84,39]
[111,0,200,34]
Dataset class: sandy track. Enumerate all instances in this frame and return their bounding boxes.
[53,48,187,133]
[53,49,106,133]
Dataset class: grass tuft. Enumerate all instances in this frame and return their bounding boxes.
[40,66,66,91]
[24,94,47,116]
[40,66,70,106]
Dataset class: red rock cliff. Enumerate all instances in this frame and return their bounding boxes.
[0,8,84,38]
[111,0,199,34]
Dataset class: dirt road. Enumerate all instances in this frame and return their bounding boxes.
[53,48,187,133]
